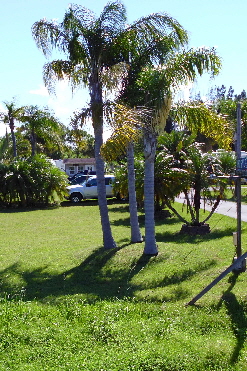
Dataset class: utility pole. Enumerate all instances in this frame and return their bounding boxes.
[235,102,242,258]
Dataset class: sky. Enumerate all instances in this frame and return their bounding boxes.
[1,0,247,137]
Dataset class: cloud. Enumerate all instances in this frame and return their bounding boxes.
[46,81,89,123]
[29,85,49,97]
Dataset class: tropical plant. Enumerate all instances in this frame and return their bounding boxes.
[117,46,223,254]
[31,1,194,249]
[32,1,131,249]
[0,155,68,207]
[156,131,231,227]
[171,100,234,150]
[20,105,65,157]
[0,101,25,157]
[103,23,218,251]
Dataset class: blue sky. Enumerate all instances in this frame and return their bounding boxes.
[1,0,246,136]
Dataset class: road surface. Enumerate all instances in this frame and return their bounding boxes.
[175,195,247,222]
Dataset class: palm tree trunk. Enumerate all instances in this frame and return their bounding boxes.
[9,119,17,158]
[194,183,201,225]
[127,141,143,243]
[143,131,158,255]
[184,190,195,223]
[31,130,36,156]
[91,76,116,250]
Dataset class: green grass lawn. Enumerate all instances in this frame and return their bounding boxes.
[0,199,247,370]
[223,186,247,204]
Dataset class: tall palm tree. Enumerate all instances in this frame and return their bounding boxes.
[32,2,128,249]
[0,101,25,157]
[32,1,191,249]
[101,105,144,243]
[119,47,222,255]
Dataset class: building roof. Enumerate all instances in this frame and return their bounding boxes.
[63,158,95,165]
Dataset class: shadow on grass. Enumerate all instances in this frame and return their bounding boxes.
[111,214,184,229]
[0,242,216,305]
[155,226,236,245]
[217,273,247,364]
[126,258,216,301]
[0,205,60,214]
[61,198,127,208]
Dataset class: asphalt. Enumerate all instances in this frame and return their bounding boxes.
[175,195,247,222]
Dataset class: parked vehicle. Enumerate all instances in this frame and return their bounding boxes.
[67,175,115,203]
[68,171,96,182]
[69,174,91,185]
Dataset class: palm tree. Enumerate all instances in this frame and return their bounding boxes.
[0,101,25,157]
[120,48,222,255]
[32,2,131,249]
[101,105,144,243]
[20,105,63,156]
[31,1,191,249]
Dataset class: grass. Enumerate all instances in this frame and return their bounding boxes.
[0,199,247,370]
[223,186,247,204]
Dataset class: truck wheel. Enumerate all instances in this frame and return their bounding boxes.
[70,192,83,203]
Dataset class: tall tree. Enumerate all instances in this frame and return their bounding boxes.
[0,101,25,157]
[32,1,193,249]
[119,46,222,254]
[101,105,144,243]
[20,105,64,156]
[113,10,189,246]
[32,2,128,249]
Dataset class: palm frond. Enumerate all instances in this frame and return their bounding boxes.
[43,60,89,93]
[64,4,96,30]
[32,20,66,57]
[165,47,222,89]
[97,1,127,35]
[172,101,233,149]
[128,13,188,49]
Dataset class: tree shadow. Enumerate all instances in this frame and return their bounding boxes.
[0,241,216,304]
[61,198,126,208]
[155,226,236,245]
[0,246,124,301]
[111,213,183,229]
[0,205,60,214]
[217,273,247,364]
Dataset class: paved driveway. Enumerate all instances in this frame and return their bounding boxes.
[175,195,247,222]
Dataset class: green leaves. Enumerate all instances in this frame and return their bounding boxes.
[172,101,233,150]
[0,155,68,207]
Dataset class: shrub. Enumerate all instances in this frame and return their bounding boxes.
[0,155,68,207]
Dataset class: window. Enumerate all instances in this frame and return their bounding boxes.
[106,177,114,185]
[69,166,75,175]
[88,178,97,187]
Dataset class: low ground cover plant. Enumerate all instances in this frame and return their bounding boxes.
[0,200,246,370]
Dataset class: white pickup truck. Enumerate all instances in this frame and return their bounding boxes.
[67,175,116,203]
